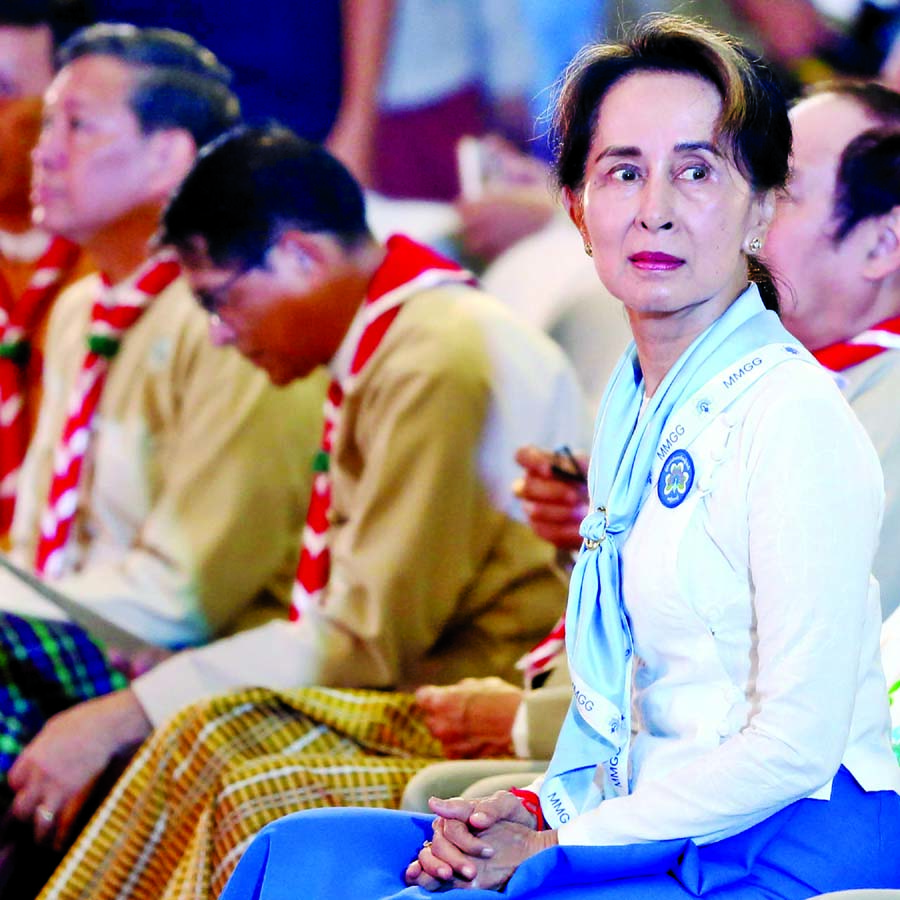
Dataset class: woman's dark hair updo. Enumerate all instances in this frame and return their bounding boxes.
[551,14,792,311]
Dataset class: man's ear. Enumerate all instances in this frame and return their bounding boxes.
[147,129,198,196]
[862,207,900,282]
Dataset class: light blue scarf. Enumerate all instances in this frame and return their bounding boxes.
[540,285,809,827]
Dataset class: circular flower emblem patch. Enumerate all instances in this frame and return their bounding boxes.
[658,449,694,509]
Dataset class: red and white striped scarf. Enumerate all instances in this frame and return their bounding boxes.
[290,235,475,619]
[0,236,81,533]
[813,314,900,372]
[34,252,181,578]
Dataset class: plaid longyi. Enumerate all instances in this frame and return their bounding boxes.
[0,612,126,776]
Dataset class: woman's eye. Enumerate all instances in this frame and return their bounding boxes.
[610,166,640,183]
[680,165,709,181]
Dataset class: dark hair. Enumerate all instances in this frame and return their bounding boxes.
[832,127,900,242]
[161,124,370,268]
[552,14,791,311]
[57,23,240,147]
[0,0,90,44]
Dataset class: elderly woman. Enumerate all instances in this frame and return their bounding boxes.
[219,15,900,899]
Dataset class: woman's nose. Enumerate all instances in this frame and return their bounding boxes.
[637,177,675,232]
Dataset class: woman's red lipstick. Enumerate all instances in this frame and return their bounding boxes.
[629,251,684,270]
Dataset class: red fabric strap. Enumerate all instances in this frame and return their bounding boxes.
[510,787,545,831]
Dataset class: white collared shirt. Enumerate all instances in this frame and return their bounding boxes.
[553,359,900,846]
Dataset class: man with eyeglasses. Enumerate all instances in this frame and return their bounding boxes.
[14,124,589,900]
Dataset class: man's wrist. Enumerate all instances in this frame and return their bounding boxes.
[100,687,152,748]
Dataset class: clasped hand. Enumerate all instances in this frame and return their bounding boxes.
[404,791,557,892]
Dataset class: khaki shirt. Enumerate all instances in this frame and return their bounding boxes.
[12,272,327,646]
[133,282,590,725]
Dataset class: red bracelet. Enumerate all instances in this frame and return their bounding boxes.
[510,787,545,831]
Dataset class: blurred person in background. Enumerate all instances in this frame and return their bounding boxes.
[0,0,95,547]
[86,0,393,184]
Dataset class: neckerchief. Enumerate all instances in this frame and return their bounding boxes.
[34,252,181,578]
[290,235,475,619]
[813,314,900,372]
[0,236,81,533]
[540,285,812,827]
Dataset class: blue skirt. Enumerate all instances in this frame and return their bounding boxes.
[220,768,900,899]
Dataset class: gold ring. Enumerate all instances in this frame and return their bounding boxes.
[422,839,432,849]
[36,804,55,825]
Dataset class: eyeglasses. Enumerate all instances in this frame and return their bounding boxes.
[194,265,252,315]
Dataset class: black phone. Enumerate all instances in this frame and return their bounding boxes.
[550,445,587,484]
